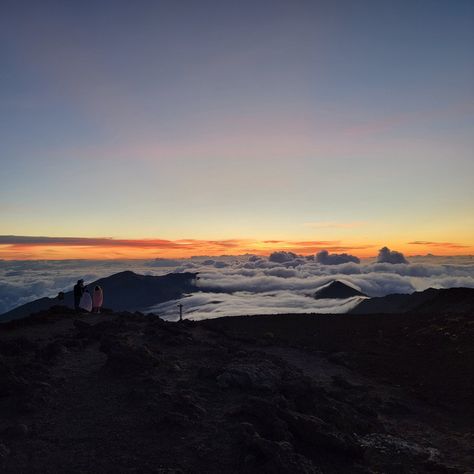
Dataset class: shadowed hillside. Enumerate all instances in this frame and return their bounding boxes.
[350,287,474,314]
[1,272,198,322]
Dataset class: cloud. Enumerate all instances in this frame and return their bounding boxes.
[195,269,416,297]
[148,291,363,321]
[8,235,468,261]
[408,241,469,249]
[0,235,185,249]
[377,246,408,264]
[315,250,360,265]
[147,258,185,267]
[264,267,299,278]
[268,251,298,263]
[1,255,474,317]
[0,235,380,260]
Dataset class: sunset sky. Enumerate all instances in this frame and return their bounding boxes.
[1,0,473,259]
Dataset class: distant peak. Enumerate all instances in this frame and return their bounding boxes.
[112,270,137,276]
[314,280,367,299]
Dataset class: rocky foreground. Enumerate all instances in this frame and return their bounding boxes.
[0,307,473,473]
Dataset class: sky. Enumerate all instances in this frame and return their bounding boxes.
[1,0,473,259]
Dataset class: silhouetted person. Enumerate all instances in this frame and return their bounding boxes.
[92,285,103,313]
[79,287,92,312]
[73,279,84,310]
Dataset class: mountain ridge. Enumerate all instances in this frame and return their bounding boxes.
[350,287,474,314]
[0,271,198,322]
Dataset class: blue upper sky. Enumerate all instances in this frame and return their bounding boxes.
[0,0,473,257]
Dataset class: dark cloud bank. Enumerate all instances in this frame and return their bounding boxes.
[377,246,409,264]
[315,250,360,265]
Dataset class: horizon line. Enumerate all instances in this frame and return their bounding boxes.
[0,234,473,260]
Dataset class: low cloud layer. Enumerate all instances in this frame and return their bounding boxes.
[149,291,363,320]
[1,252,473,318]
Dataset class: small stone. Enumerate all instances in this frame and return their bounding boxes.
[159,411,190,427]
[244,453,256,466]
[3,423,29,438]
[16,401,36,414]
[332,375,361,390]
[0,443,10,458]
[73,320,92,330]
[239,422,257,436]
[197,366,217,379]
[39,341,68,360]
[34,381,52,389]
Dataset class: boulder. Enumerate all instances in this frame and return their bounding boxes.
[100,337,161,375]
[0,356,29,397]
[38,342,68,361]
[229,396,291,442]
[217,360,281,391]
[2,423,29,438]
[359,433,440,473]
[284,412,361,459]
[280,371,327,413]
[172,392,207,420]
[244,432,320,473]
[0,443,10,459]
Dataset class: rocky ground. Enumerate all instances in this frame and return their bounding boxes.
[0,307,473,473]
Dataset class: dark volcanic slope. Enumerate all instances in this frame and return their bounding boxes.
[351,287,474,314]
[1,271,198,322]
[314,281,368,299]
[203,310,474,415]
[0,307,472,473]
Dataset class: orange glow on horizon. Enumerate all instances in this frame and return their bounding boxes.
[0,237,472,260]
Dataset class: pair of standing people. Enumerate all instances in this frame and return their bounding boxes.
[73,279,103,313]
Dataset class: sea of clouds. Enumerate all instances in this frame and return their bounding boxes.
[1,249,473,320]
